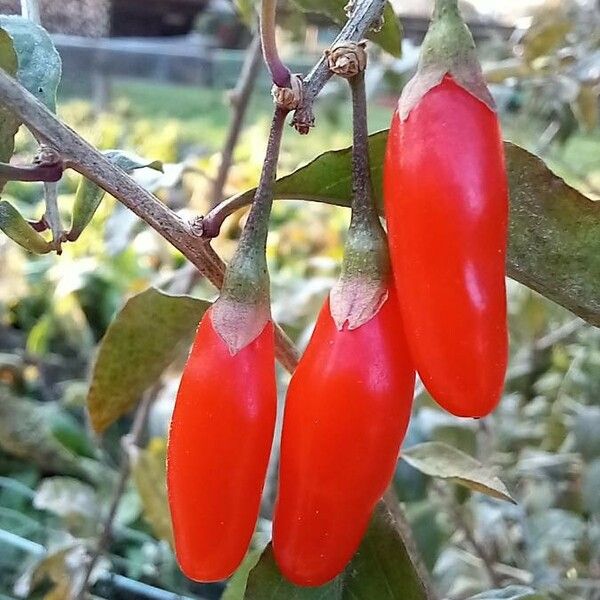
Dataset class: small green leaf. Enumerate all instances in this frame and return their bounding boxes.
[68,150,163,241]
[0,15,61,112]
[87,287,210,433]
[0,200,52,254]
[243,502,427,599]
[104,150,163,174]
[290,0,402,57]
[468,585,548,599]
[0,27,19,193]
[232,133,600,328]
[401,442,515,503]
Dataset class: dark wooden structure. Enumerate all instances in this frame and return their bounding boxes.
[109,0,208,37]
[0,0,208,37]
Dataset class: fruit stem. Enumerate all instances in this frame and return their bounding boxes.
[345,71,389,278]
[219,106,288,307]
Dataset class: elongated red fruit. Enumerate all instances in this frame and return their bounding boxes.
[273,287,415,586]
[167,311,276,581]
[384,74,508,417]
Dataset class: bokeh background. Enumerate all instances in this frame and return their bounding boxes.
[0,0,599,598]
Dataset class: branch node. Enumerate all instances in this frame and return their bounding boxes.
[272,74,303,110]
[33,144,62,167]
[189,215,206,237]
[326,40,368,78]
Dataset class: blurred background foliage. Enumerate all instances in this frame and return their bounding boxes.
[0,0,599,598]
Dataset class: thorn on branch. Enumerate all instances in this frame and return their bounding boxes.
[33,144,62,167]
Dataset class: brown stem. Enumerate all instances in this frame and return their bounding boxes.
[76,389,156,599]
[0,161,63,182]
[210,35,262,207]
[0,69,300,372]
[383,487,439,599]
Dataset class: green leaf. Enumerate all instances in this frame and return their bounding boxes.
[0,26,19,193]
[401,442,515,503]
[290,0,402,57]
[0,15,61,112]
[243,503,427,599]
[87,287,210,433]
[342,502,428,599]
[232,132,600,328]
[468,586,548,599]
[223,544,268,600]
[244,544,343,599]
[47,406,96,458]
[0,200,52,254]
[505,145,600,329]
[0,392,90,481]
[68,150,163,241]
[130,437,173,544]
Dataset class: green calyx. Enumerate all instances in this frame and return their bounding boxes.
[211,108,287,354]
[341,212,390,284]
[219,242,270,309]
[330,211,391,331]
[424,0,476,68]
[331,71,391,331]
[211,220,272,356]
[399,0,495,120]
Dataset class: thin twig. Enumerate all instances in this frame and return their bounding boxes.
[260,0,291,87]
[433,481,503,588]
[210,35,262,207]
[383,487,438,599]
[0,161,63,182]
[76,390,156,599]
